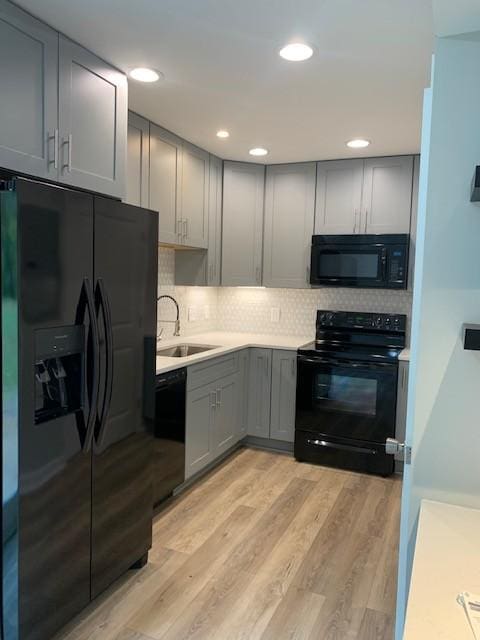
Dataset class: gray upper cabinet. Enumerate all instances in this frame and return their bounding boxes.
[150,124,182,244]
[315,159,363,234]
[222,162,265,286]
[179,142,209,248]
[0,1,58,179]
[247,348,272,438]
[263,163,315,288]
[362,155,413,234]
[270,350,297,443]
[126,112,149,207]
[207,155,223,285]
[58,36,127,198]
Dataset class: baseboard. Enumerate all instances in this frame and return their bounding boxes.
[244,436,294,454]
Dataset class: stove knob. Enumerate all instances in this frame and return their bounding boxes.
[385,317,391,326]
[375,316,383,328]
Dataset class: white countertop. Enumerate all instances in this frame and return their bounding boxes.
[403,499,480,639]
[399,348,411,362]
[156,331,313,374]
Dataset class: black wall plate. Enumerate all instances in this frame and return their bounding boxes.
[463,324,480,350]
[471,166,480,202]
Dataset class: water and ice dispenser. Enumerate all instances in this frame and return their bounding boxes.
[34,326,85,424]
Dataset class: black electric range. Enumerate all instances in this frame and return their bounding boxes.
[295,310,406,476]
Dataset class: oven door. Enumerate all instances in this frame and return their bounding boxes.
[310,243,387,288]
[296,354,397,444]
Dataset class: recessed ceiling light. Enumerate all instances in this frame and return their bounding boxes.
[279,43,313,62]
[129,67,161,83]
[216,130,230,139]
[249,147,269,157]
[346,139,370,149]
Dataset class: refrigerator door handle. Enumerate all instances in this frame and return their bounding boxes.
[77,278,100,451]
[95,278,114,446]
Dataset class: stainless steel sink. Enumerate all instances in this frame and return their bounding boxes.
[156,344,217,358]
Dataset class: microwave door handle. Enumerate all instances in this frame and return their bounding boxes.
[381,248,388,280]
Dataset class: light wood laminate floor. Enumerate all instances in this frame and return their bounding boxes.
[55,448,401,640]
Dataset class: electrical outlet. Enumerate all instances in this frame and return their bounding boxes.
[204,305,210,320]
[270,307,281,323]
[188,306,197,322]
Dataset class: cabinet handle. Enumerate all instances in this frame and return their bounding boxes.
[264,357,268,377]
[216,388,221,407]
[48,129,59,170]
[255,266,261,284]
[211,391,216,410]
[291,359,295,377]
[364,209,368,233]
[62,133,72,173]
[353,209,357,233]
[183,219,187,240]
[306,265,310,283]
[177,219,183,240]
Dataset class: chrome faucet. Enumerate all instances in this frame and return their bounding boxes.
[157,295,180,338]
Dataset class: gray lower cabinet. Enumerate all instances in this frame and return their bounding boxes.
[58,36,127,198]
[222,162,265,286]
[236,350,250,440]
[126,112,149,207]
[263,163,316,288]
[185,384,216,479]
[150,124,182,244]
[270,350,297,442]
[247,348,272,438]
[213,373,238,456]
[395,360,409,467]
[0,0,58,179]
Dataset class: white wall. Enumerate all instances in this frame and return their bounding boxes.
[397,32,480,636]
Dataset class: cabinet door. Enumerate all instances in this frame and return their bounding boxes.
[315,159,363,234]
[150,124,182,245]
[126,112,149,207]
[58,36,127,198]
[270,350,297,442]
[222,162,265,286]
[208,155,223,285]
[263,163,315,288]
[185,385,215,479]
[0,0,58,179]
[236,349,250,440]
[395,361,409,466]
[213,373,238,456]
[180,142,209,248]
[362,156,414,234]
[247,349,272,438]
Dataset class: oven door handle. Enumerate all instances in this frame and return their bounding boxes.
[306,438,378,456]
[297,355,396,370]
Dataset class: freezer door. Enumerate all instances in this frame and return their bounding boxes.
[7,179,95,640]
[91,197,157,598]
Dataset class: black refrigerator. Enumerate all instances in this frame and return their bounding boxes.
[0,177,158,640]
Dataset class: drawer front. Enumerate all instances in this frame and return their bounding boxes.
[187,351,239,391]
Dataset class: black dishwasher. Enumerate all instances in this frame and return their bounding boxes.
[154,368,186,506]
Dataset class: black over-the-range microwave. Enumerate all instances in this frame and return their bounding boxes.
[310,234,409,289]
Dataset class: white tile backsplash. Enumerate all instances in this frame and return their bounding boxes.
[158,248,413,341]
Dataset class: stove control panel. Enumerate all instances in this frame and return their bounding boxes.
[316,310,406,332]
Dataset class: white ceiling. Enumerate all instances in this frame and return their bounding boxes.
[17,0,433,163]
